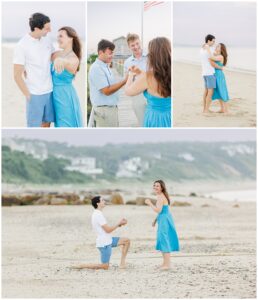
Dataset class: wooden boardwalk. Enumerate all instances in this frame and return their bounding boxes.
[113,69,138,127]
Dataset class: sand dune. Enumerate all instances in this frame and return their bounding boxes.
[173,62,256,127]
[2,196,256,298]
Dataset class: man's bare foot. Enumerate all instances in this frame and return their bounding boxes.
[217,110,225,113]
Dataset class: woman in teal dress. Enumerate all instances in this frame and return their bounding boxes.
[125,37,171,127]
[145,180,179,270]
[52,27,83,127]
[206,43,230,113]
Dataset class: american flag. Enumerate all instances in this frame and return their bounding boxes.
[143,1,164,11]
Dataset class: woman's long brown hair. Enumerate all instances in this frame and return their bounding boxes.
[220,43,228,66]
[154,180,170,205]
[59,26,82,71]
[147,37,171,98]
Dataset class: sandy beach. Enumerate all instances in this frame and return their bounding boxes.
[1,44,86,127]
[2,195,256,298]
[173,62,256,127]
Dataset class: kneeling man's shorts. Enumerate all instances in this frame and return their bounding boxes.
[98,237,120,264]
[26,92,55,127]
[203,75,216,89]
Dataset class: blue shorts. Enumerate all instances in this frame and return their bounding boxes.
[26,92,55,127]
[203,75,216,89]
[98,237,120,264]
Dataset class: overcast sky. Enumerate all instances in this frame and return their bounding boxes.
[2,1,85,40]
[87,1,171,53]
[2,129,256,146]
[173,2,256,47]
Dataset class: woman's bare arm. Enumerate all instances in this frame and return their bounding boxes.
[124,71,148,96]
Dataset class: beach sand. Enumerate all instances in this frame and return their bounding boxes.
[1,44,86,127]
[2,196,256,298]
[173,62,256,127]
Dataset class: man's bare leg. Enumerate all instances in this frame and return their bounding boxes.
[71,263,109,270]
[203,88,213,113]
[41,122,51,128]
[118,237,130,268]
[203,89,208,112]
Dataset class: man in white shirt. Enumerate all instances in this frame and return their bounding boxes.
[13,13,55,127]
[200,34,223,113]
[124,33,147,126]
[72,196,130,270]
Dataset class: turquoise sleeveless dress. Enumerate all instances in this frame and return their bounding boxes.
[212,61,229,102]
[51,64,83,127]
[156,205,179,253]
[143,90,171,128]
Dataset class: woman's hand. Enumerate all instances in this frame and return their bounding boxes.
[129,65,142,75]
[145,199,152,206]
[53,57,65,74]
[152,218,157,227]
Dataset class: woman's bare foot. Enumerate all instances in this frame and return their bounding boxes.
[119,264,127,269]
[160,266,170,271]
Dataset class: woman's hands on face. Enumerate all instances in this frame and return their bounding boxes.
[53,57,65,73]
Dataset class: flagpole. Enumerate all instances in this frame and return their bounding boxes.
[141,2,144,51]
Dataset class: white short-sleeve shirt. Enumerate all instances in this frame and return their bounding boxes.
[13,33,55,95]
[200,47,215,76]
[91,210,112,247]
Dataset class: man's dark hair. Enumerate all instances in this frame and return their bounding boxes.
[205,34,215,43]
[29,13,50,31]
[91,196,101,209]
[97,39,115,52]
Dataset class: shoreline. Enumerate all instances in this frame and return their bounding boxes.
[173,59,256,75]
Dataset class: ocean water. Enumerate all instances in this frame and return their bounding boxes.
[205,189,256,203]
[174,46,256,74]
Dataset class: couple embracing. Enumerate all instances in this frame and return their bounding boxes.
[89,34,171,128]
[13,13,83,127]
[201,34,230,114]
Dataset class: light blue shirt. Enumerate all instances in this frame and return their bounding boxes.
[124,52,148,74]
[89,58,119,106]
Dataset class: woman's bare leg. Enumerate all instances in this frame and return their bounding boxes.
[160,253,171,270]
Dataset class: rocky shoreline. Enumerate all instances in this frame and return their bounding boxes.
[2,189,193,207]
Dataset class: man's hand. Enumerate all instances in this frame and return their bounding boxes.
[118,218,127,227]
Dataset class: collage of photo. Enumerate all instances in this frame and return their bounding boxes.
[1,0,257,299]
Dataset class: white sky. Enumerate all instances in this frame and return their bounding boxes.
[87,1,171,53]
[173,2,256,47]
[2,129,256,146]
[2,1,86,40]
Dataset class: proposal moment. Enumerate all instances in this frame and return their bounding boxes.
[2,129,256,298]
[87,1,172,128]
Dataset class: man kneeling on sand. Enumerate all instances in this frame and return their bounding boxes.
[73,196,130,270]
